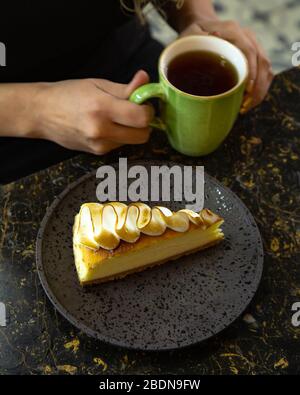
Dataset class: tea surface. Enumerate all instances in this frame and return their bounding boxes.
[167,50,238,96]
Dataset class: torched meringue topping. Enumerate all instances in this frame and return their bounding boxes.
[73,202,219,251]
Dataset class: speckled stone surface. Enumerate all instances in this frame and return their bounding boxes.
[36,167,263,351]
[0,68,299,374]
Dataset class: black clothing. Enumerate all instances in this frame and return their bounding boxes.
[0,1,132,82]
[0,1,164,183]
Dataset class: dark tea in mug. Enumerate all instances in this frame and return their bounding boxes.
[167,50,238,96]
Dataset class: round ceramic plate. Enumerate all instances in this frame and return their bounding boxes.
[36,161,263,351]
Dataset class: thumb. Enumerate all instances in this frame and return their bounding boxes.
[93,70,149,100]
[125,70,150,97]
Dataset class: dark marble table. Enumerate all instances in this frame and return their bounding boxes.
[0,68,299,375]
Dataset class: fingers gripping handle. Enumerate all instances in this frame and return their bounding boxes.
[129,83,167,131]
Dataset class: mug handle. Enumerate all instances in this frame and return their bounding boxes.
[129,83,167,131]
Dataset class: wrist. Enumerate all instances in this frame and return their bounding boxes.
[0,82,52,139]
[175,0,219,32]
[180,12,219,31]
[24,82,52,139]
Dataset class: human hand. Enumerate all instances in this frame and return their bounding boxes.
[32,70,154,154]
[180,20,274,112]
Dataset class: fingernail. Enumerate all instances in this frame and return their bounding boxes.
[246,79,255,93]
[242,96,253,109]
[211,31,221,37]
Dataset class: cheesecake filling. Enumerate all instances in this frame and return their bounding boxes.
[74,222,224,283]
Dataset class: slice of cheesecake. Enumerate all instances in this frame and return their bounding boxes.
[73,202,224,285]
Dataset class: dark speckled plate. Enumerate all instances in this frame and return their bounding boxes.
[36,161,263,351]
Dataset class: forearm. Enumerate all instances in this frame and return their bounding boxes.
[165,0,219,32]
[0,83,45,138]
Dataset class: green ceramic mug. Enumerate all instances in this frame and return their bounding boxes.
[130,35,248,156]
